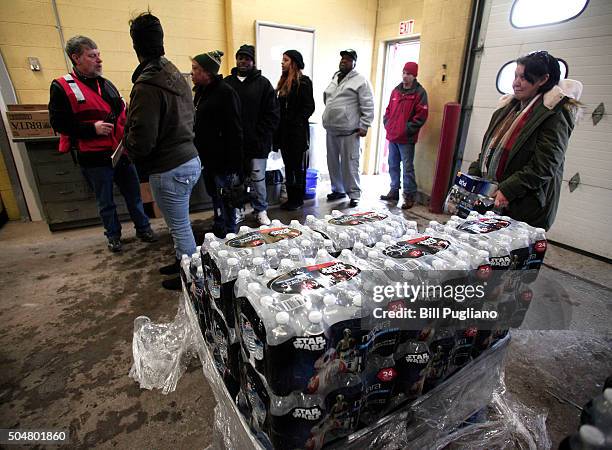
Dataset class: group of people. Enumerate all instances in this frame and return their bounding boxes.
[49,12,580,291]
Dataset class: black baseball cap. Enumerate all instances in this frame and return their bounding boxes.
[340,49,357,61]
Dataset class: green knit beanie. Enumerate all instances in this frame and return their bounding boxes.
[193,50,223,74]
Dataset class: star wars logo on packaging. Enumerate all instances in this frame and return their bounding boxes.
[328,211,388,226]
[383,236,451,259]
[457,218,511,234]
[225,227,302,248]
[294,335,326,351]
[404,351,430,365]
[268,261,360,294]
[292,407,322,421]
[490,255,511,268]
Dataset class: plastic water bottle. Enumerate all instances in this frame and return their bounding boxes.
[565,425,607,450]
[266,249,280,269]
[226,233,237,240]
[252,257,267,276]
[324,239,336,255]
[305,311,324,336]
[270,312,295,344]
[583,389,612,432]
[300,239,316,258]
[278,258,295,274]
[239,225,250,234]
[338,232,351,250]
[289,248,304,265]
[271,219,283,227]
[352,241,369,259]
[226,257,240,281]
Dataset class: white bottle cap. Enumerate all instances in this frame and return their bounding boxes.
[204,233,215,240]
[384,259,395,269]
[290,220,300,227]
[218,250,229,258]
[265,269,277,278]
[301,239,312,247]
[192,252,199,259]
[181,254,190,262]
[276,311,290,324]
[316,249,328,258]
[306,214,315,221]
[238,269,250,278]
[247,282,261,292]
[259,225,269,230]
[578,425,605,446]
[226,233,237,239]
[340,249,352,257]
[429,220,439,226]
[352,293,362,307]
[338,232,349,240]
[196,245,202,253]
[260,296,274,307]
[604,388,612,403]
[323,294,336,306]
[253,257,264,265]
[308,311,323,323]
[368,250,379,259]
[210,241,220,249]
[266,248,277,256]
[289,248,300,256]
[279,258,292,266]
[227,257,239,266]
[404,229,416,237]
[535,227,546,234]
[407,220,418,229]
[331,210,342,216]
[239,226,250,233]
[359,232,369,240]
[353,242,364,249]
[432,260,446,270]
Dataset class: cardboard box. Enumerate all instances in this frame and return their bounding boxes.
[6,105,57,139]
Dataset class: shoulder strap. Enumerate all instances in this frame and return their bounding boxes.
[63,74,86,103]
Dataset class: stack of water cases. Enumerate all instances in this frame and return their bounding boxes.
[304,210,417,256]
[187,220,327,398]
[185,210,547,450]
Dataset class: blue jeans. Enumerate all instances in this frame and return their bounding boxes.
[203,170,238,236]
[149,156,201,259]
[81,157,151,239]
[250,158,268,212]
[388,142,416,194]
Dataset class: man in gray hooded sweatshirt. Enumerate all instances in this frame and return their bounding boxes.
[322,49,374,208]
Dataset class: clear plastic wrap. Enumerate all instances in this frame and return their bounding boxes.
[129,295,197,395]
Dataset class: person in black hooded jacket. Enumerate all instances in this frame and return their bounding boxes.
[125,12,201,291]
[225,44,280,226]
[191,50,243,237]
[275,50,315,210]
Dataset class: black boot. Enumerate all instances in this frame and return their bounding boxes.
[159,258,180,275]
[380,189,399,201]
[161,276,182,291]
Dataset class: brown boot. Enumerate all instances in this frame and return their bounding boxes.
[380,189,400,201]
[401,193,415,210]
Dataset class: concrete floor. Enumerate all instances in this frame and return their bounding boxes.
[0,175,610,449]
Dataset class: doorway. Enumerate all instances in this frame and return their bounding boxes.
[375,39,420,175]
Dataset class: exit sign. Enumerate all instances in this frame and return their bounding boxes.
[399,20,415,35]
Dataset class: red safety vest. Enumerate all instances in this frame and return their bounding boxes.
[55,73,126,153]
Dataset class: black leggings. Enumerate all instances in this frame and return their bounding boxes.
[280,148,308,204]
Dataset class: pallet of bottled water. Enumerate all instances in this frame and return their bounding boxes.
[180,210,547,450]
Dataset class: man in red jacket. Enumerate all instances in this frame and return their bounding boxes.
[380,62,428,209]
[49,35,155,252]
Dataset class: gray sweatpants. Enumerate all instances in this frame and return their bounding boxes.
[326,131,361,200]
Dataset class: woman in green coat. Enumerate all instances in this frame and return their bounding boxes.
[469,51,582,230]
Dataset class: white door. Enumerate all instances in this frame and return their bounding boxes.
[459,0,612,259]
[376,40,420,174]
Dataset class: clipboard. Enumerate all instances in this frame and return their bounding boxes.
[111,141,123,168]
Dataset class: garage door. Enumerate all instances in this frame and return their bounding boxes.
[460,0,612,259]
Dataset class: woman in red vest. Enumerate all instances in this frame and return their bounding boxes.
[49,35,156,252]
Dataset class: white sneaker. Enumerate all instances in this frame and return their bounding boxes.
[235,207,246,225]
[255,210,271,226]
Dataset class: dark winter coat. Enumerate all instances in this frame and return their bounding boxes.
[275,74,315,153]
[193,75,243,175]
[224,68,280,159]
[383,80,428,144]
[469,92,576,230]
[124,57,198,175]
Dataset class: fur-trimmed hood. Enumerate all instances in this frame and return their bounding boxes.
[497,79,583,110]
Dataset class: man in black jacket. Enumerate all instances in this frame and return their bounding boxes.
[225,45,280,226]
[125,12,201,290]
[192,50,243,237]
